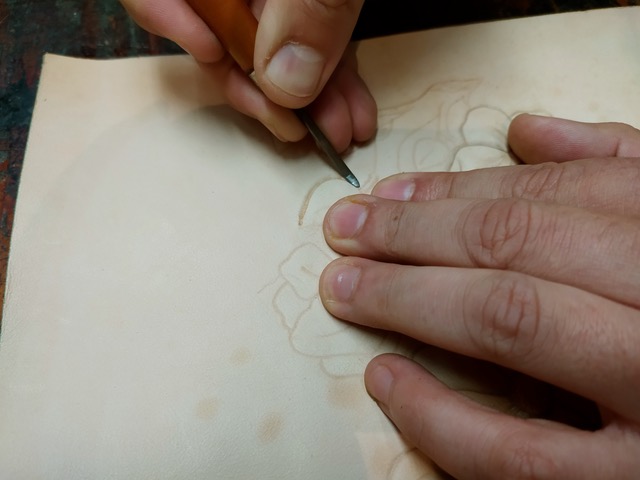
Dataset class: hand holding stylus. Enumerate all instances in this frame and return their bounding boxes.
[121,0,377,152]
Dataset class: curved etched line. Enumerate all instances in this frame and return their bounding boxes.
[298,176,335,226]
[270,281,308,331]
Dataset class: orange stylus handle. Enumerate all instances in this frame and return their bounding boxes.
[186,0,258,73]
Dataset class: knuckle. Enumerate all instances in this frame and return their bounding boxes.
[464,199,540,269]
[489,434,559,480]
[616,163,640,214]
[415,173,457,200]
[507,163,566,201]
[381,202,411,258]
[627,160,640,185]
[374,267,403,319]
[468,273,543,361]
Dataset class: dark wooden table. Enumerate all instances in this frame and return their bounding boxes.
[0,0,637,325]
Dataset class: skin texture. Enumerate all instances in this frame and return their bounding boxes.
[320,114,640,479]
[120,0,377,151]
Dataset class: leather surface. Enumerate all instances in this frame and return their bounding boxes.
[0,8,639,478]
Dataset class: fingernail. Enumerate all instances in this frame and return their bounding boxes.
[266,43,324,97]
[323,263,360,303]
[327,201,368,239]
[367,364,394,406]
[373,177,415,201]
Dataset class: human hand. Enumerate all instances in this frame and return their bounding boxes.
[319,114,640,478]
[121,0,377,151]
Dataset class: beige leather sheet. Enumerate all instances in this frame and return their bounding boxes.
[1,7,639,479]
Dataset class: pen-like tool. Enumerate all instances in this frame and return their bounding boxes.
[185,0,360,188]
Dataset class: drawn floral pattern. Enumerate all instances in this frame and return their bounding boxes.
[267,80,525,378]
[260,81,548,479]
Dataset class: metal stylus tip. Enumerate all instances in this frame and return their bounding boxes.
[295,109,360,188]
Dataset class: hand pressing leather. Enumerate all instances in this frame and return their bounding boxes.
[320,114,640,479]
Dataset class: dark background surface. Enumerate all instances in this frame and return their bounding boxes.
[0,0,637,316]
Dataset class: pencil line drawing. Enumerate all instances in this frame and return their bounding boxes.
[267,80,529,373]
[260,78,549,479]
[268,79,525,376]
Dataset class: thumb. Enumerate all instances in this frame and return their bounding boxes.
[253,0,365,109]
